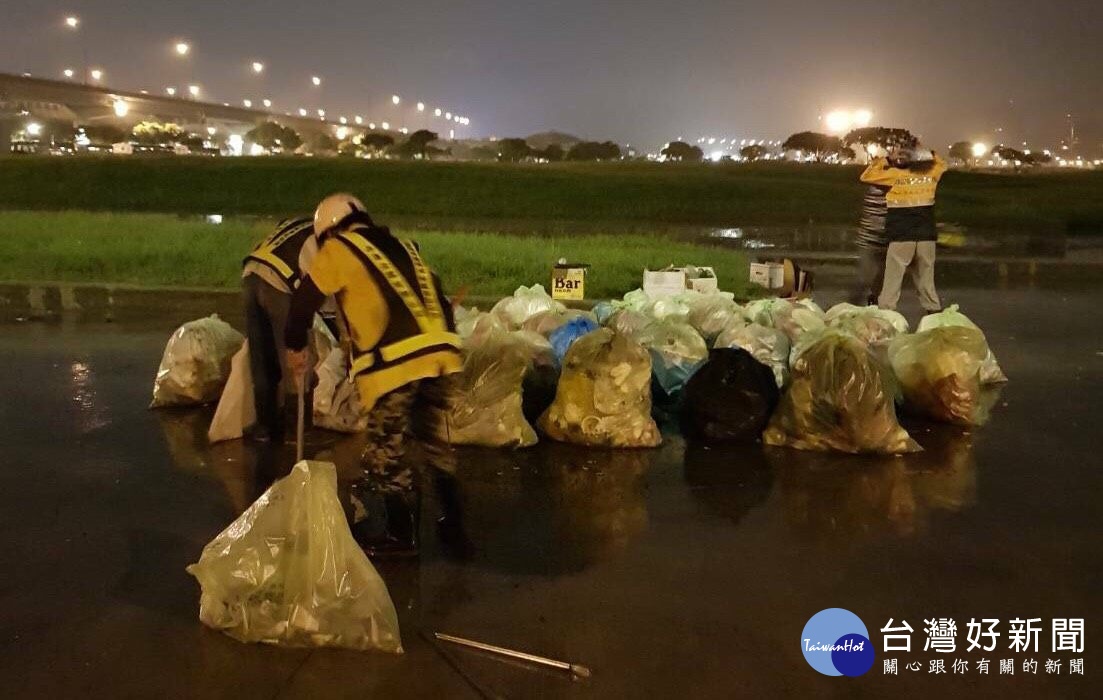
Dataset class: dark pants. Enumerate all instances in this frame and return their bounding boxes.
[851,245,887,306]
[243,275,291,437]
[359,376,457,494]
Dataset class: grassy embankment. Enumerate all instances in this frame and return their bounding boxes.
[1,156,1100,232]
[0,211,756,299]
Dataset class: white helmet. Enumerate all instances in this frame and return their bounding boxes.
[313,193,366,236]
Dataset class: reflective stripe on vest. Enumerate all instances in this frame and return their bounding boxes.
[244,220,312,283]
[336,230,461,376]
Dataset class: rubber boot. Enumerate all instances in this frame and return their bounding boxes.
[362,488,420,559]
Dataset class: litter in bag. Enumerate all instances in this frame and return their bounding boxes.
[636,321,709,395]
[715,322,791,388]
[447,330,549,447]
[605,308,650,339]
[548,315,600,365]
[889,326,990,426]
[490,284,566,330]
[310,319,369,433]
[682,348,780,442]
[592,301,617,324]
[151,314,245,407]
[742,297,794,327]
[186,460,403,652]
[208,341,255,443]
[917,304,1007,384]
[825,303,909,349]
[522,307,595,337]
[772,301,826,344]
[538,329,661,447]
[763,331,920,454]
[685,293,743,342]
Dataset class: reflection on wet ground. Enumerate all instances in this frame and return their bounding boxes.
[1,287,1100,698]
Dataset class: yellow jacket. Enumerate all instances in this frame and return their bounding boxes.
[860,155,947,208]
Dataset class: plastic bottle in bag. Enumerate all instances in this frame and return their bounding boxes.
[888,326,990,426]
[151,315,245,407]
[763,331,920,454]
[538,329,661,448]
[186,460,403,652]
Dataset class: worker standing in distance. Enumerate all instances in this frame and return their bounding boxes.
[283,194,464,557]
[860,145,948,314]
[241,216,321,441]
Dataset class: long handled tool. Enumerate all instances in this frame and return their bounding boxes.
[434,632,592,679]
[296,374,306,462]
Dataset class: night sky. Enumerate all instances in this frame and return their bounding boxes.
[2,0,1100,150]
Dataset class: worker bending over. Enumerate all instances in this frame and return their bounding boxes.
[284,194,463,557]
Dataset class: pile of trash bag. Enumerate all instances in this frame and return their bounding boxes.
[715,322,791,388]
[151,314,244,407]
[917,305,1007,384]
[605,308,651,339]
[538,329,661,447]
[636,320,709,395]
[186,460,403,652]
[888,326,990,426]
[455,305,507,344]
[522,307,594,336]
[771,299,826,344]
[682,348,780,442]
[763,331,920,454]
[490,284,566,329]
[447,329,551,447]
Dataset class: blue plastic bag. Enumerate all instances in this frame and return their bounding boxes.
[548,316,600,366]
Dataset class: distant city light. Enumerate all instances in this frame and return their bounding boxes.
[112,99,129,117]
[417,102,425,112]
[312,76,322,86]
[369,123,376,130]
[434,108,442,117]
[166,87,176,96]
[243,99,252,108]
[825,110,851,134]
[317,109,325,118]
[336,126,349,140]
[354,116,363,125]
[392,95,401,105]
[252,61,264,74]
[298,108,307,116]
[381,121,390,130]
[853,109,873,127]
[65,16,80,29]
[207,127,217,136]
[400,127,408,134]
[262,99,272,108]
[228,134,244,156]
[188,85,200,98]
[90,69,103,81]
[63,68,74,79]
[339,116,347,125]
[972,142,988,158]
[175,42,190,56]
[445,111,452,120]
[26,122,42,136]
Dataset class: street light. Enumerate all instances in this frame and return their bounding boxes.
[252,61,264,74]
[26,122,42,137]
[263,99,272,108]
[391,95,400,105]
[825,110,851,134]
[445,111,452,120]
[434,108,442,117]
[90,68,103,82]
[339,116,347,124]
[166,87,176,96]
[971,142,988,158]
[243,99,253,108]
[853,109,873,128]
[312,76,322,86]
[112,99,129,117]
[317,109,326,118]
[188,84,200,98]
[381,121,390,130]
[175,41,190,56]
[298,108,308,117]
[63,68,74,79]
[65,16,79,29]
[354,116,363,125]
[416,102,425,112]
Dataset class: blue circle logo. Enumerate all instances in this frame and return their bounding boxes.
[801,608,875,677]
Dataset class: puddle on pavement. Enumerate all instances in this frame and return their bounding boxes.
[155,403,984,576]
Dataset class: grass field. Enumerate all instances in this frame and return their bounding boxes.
[0,210,755,298]
[1,156,1100,233]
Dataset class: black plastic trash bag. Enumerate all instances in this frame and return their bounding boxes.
[682,348,780,442]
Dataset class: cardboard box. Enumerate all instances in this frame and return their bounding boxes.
[750,262,785,289]
[552,264,588,301]
[643,266,718,297]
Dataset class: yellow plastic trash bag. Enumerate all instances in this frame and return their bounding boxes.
[447,329,550,447]
[763,331,919,454]
[207,341,255,443]
[186,460,403,653]
[889,326,990,426]
[916,304,1007,384]
[538,329,661,448]
[151,314,245,407]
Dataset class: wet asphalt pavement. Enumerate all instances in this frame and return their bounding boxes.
[0,283,1100,699]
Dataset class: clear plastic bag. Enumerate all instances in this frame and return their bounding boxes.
[636,320,709,395]
[763,331,920,454]
[151,314,245,407]
[917,305,1007,384]
[685,293,743,342]
[538,329,661,447]
[490,284,566,330]
[447,329,549,447]
[605,308,651,339]
[186,460,403,652]
[888,326,990,426]
[521,308,595,337]
[207,342,255,443]
[825,303,909,349]
[715,322,791,388]
[310,319,368,433]
[742,297,794,327]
